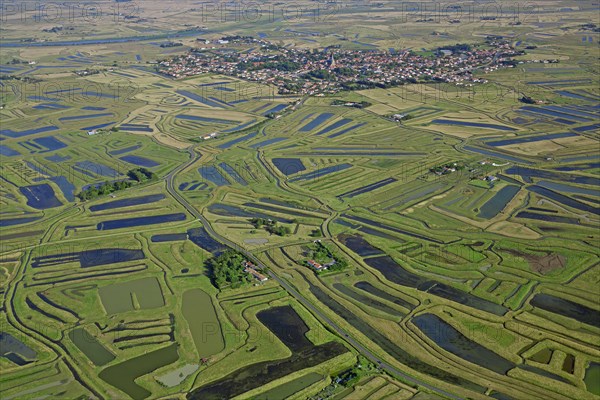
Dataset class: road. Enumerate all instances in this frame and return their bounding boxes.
[165,148,462,400]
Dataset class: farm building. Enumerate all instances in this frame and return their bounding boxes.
[242,261,268,282]
[307,260,327,271]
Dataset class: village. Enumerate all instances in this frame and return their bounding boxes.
[157,36,524,95]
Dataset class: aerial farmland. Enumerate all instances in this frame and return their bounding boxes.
[0,1,598,399]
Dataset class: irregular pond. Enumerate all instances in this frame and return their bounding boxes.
[187,305,347,400]
[288,163,352,183]
[199,165,230,186]
[272,158,306,176]
[412,313,515,374]
[20,184,62,209]
[68,327,115,366]
[530,293,600,328]
[0,332,37,365]
[354,281,415,311]
[306,283,484,393]
[99,343,178,400]
[333,283,403,316]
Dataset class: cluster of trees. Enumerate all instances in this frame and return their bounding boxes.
[437,43,472,53]
[77,180,133,200]
[207,250,250,289]
[520,95,537,104]
[331,100,372,108]
[250,218,292,236]
[127,167,157,182]
[77,168,157,201]
[159,42,183,48]
[309,241,348,273]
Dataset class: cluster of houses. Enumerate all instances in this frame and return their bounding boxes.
[242,260,268,283]
[158,37,523,95]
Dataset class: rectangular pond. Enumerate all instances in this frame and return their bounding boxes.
[463,146,533,165]
[431,119,516,131]
[249,137,286,148]
[99,277,165,315]
[217,132,258,149]
[328,123,367,139]
[175,114,238,125]
[339,178,397,198]
[0,125,59,138]
[526,185,599,215]
[89,194,166,212]
[151,233,188,242]
[299,113,334,132]
[485,132,576,147]
[109,144,142,156]
[477,185,520,219]
[316,118,352,135]
[176,90,225,108]
[207,204,293,224]
[506,166,600,186]
[97,213,187,230]
[222,120,257,133]
[31,248,145,269]
[58,112,113,122]
[0,144,19,156]
[537,181,599,197]
[262,103,288,116]
[119,155,160,168]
